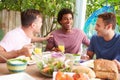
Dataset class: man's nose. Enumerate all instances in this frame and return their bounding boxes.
[66,19,71,23]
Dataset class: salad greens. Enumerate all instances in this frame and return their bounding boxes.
[37,58,72,76]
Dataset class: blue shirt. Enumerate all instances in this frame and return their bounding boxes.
[88,33,120,62]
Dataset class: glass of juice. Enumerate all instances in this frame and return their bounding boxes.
[58,44,65,53]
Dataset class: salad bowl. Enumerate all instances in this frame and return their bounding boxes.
[36,52,71,77]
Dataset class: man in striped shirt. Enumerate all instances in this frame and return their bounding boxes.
[46,8,90,54]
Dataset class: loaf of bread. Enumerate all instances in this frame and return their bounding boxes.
[94,59,119,80]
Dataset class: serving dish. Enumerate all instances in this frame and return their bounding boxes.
[53,72,101,80]
[36,52,71,77]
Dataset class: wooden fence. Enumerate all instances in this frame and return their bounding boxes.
[0,9,21,34]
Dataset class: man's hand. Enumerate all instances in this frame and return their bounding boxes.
[18,44,34,57]
[81,54,90,60]
[45,33,53,40]
[51,47,61,52]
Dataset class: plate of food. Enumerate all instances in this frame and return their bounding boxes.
[53,71,101,80]
[53,71,90,80]
[36,52,72,77]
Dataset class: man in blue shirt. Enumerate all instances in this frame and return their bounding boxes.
[86,12,120,62]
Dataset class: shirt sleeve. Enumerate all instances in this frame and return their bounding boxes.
[0,32,16,52]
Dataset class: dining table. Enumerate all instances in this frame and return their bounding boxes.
[0,57,120,80]
[1,63,120,80]
[0,63,52,80]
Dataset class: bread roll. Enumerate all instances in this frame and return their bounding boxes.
[71,65,96,78]
[94,59,119,80]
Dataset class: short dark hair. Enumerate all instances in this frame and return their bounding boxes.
[98,12,116,29]
[21,9,42,27]
[57,8,73,24]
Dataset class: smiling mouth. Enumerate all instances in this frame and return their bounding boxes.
[66,24,72,27]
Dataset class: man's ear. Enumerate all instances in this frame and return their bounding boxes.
[106,24,112,30]
[31,23,36,29]
[109,24,113,29]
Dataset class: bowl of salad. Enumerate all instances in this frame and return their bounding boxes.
[36,52,71,77]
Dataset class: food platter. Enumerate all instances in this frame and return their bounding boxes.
[36,52,95,78]
[36,53,94,77]
[36,52,72,77]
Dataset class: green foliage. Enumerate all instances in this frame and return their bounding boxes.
[0,0,120,32]
[0,0,75,16]
[86,0,120,18]
[86,0,120,32]
[117,16,120,25]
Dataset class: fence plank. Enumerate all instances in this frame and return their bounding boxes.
[0,10,2,28]
[9,10,16,31]
[15,11,21,27]
[2,10,9,33]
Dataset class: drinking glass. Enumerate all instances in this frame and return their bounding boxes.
[34,43,42,56]
[58,44,65,53]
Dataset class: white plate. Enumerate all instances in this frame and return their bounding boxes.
[53,72,101,80]
[80,60,94,68]
[0,72,35,80]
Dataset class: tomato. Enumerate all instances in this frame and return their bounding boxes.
[60,75,66,80]
[55,71,63,80]
[65,74,74,80]
[73,73,80,80]
[73,73,88,80]
[55,71,74,80]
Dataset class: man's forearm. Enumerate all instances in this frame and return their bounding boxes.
[31,37,47,43]
[0,50,20,62]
